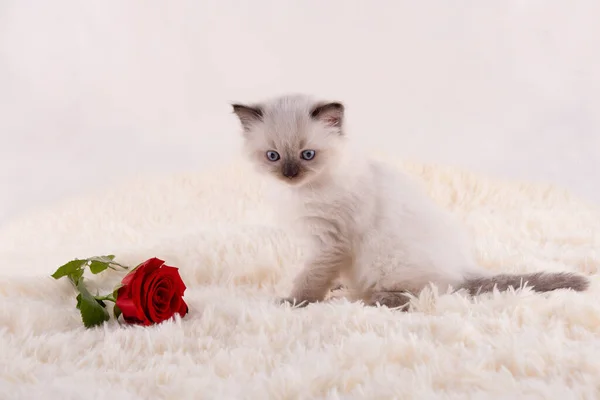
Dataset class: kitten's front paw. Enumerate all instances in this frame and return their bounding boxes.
[278,297,309,308]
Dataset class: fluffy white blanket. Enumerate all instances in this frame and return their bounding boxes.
[1,158,599,399]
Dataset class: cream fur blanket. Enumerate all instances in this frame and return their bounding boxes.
[1,158,599,399]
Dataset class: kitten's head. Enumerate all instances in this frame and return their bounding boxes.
[232,94,346,187]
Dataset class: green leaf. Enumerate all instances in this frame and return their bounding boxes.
[75,278,110,328]
[113,304,122,321]
[87,255,116,263]
[51,259,87,280]
[76,293,82,310]
[89,260,109,274]
[88,255,128,270]
[69,267,85,286]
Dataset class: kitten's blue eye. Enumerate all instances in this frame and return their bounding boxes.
[301,150,316,160]
[266,151,280,161]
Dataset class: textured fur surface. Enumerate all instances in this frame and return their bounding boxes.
[1,157,599,398]
[233,94,589,308]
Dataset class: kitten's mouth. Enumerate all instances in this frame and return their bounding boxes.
[277,171,309,186]
[279,175,303,185]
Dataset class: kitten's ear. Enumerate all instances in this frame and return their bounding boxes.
[231,103,263,131]
[310,102,344,129]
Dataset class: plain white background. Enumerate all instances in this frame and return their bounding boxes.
[1,0,599,226]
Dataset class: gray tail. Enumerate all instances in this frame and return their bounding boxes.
[460,272,589,296]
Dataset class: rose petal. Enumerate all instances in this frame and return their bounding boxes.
[155,282,177,322]
[116,258,188,326]
[155,287,170,305]
[115,298,151,325]
[145,273,167,323]
[116,280,147,324]
[121,257,164,286]
[148,271,178,323]
[178,299,189,317]
[116,258,165,325]
[160,266,187,295]
[145,290,160,322]
[158,266,188,318]
[155,288,173,313]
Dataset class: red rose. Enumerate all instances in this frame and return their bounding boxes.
[115,257,188,326]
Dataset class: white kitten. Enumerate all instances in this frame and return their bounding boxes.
[232,94,589,309]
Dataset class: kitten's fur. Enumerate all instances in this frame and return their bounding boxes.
[232,94,589,309]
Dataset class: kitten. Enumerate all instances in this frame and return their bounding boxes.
[232,94,589,309]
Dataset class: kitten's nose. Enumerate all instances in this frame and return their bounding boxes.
[282,162,300,179]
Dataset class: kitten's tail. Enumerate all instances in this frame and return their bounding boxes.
[459,271,589,295]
